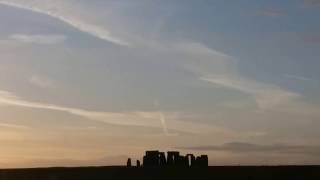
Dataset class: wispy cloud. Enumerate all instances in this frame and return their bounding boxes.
[9,34,66,45]
[161,41,300,110]
[2,0,299,112]
[0,0,130,46]
[200,75,300,109]
[0,123,30,130]
[0,90,162,129]
[304,0,320,6]
[260,8,287,17]
[300,32,320,43]
[13,155,129,168]
[172,42,236,78]
[284,74,316,82]
[178,142,320,156]
[9,34,65,45]
[29,75,55,88]
[0,90,261,138]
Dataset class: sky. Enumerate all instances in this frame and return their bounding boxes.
[0,0,320,168]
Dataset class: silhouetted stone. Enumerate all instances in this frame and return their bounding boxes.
[194,155,208,167]
[166,152,175,166]
[130,150,208,168]
[186,154,196,167]
[159,152,166,166]
[127,158,132,167]
[143,151,160,167]
[167,151,180,167]
[200,155,208,167]
[138,150,209,168]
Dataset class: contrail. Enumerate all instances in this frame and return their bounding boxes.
[0,90,161,128]
[0,1,130,46]
[154,100,171,136]
[159,112,170,136]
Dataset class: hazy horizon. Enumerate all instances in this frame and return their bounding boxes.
[0,0,320,168]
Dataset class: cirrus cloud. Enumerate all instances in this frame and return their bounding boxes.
[10,34,66,45]
[0,0,130,46]
[200,75,300,110]
[29,75,55,88]
[178,142,320,156]
[0,90,254,138]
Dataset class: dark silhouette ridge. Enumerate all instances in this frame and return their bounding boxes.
[0,166,319,180]
[0,151,319,180]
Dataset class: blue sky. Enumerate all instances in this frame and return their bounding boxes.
[0,0,320,167]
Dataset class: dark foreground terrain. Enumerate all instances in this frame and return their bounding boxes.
[0,166,319,180]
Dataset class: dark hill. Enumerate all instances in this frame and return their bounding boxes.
[0,166,319,180]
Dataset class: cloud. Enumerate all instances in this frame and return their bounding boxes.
[170,42,236,80]
[0,123,30,130]
[0,90,241,137]
[200,75,299,109]
[260,8,287,17]
[175,42,233,59]
[0,0,130,46]
[300,32,320,43]
[29,75,55,88]
[284,74,316,82]
[9,34,66,45]
[304,0,320,6]
[178,142,320,156]
[0,90,164,130]
[15,155,129,168]
[158,41,300,110]
[1,0,299,112]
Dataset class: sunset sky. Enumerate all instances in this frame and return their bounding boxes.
[0,0,320,168]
